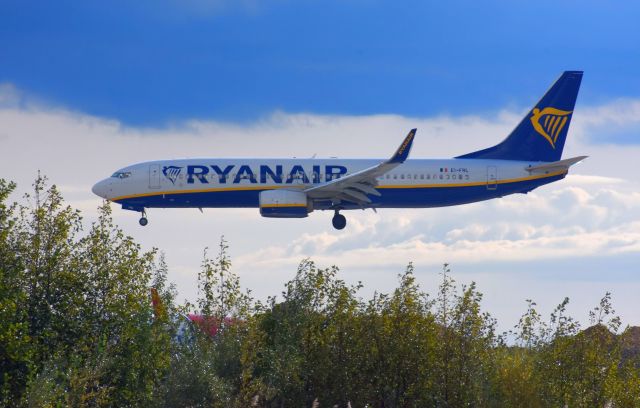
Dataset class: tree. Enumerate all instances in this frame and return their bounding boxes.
[0,179,32,404]
[15,175,84,368]
[433,264,497,407]
[196,237,252,332]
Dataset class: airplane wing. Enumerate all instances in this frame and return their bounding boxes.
[525,155,588,173]
[305,129,417,206]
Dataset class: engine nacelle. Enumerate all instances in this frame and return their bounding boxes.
[259,190,311,218]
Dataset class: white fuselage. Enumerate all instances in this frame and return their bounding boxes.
[93,158,565,211]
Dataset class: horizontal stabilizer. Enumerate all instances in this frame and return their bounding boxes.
[525,156,588,173]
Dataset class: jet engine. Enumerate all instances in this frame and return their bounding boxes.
[259,190,311,218]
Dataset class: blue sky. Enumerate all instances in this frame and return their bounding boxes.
[2,0,640,125]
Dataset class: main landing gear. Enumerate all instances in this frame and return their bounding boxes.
[139,210,148,226]
[332,210,347,230]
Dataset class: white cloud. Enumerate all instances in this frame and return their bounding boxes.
[565,174,624,185]
[0,83,22,107]
[1,84,639,331]
[234,187,640,269]
[575,99,640,128]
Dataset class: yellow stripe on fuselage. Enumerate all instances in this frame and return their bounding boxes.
[111,185,302,202]
[111,170,567,202]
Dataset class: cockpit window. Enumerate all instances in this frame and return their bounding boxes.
[111,171,131,179]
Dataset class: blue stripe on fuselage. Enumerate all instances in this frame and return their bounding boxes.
[115,174,564,211]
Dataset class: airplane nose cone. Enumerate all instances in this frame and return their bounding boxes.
[92,180,108,198]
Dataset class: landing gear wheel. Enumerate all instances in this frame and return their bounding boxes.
[332,213,347,230]
[139,209,148,226]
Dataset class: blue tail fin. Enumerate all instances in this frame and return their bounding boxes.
[457,71,583,162]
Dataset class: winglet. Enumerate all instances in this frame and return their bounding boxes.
[389,128,417,163]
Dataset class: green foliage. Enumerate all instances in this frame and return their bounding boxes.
[197,237,252,320]
[0,177,172,406]
[158,331,233,408]
[357,264,438,406]
[0,179,33,405]
[434,264,497,407]
[1,175,639,407]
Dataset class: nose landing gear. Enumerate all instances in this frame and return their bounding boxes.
[332,210,347,230]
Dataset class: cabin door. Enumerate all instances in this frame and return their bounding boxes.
[149,164,161,189]
[486,166,497,190]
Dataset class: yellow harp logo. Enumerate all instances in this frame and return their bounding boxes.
[530,107,572,149]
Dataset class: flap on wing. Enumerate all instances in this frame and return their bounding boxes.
[525,155,588,173]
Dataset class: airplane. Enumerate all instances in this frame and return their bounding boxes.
[92,71,586,230]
